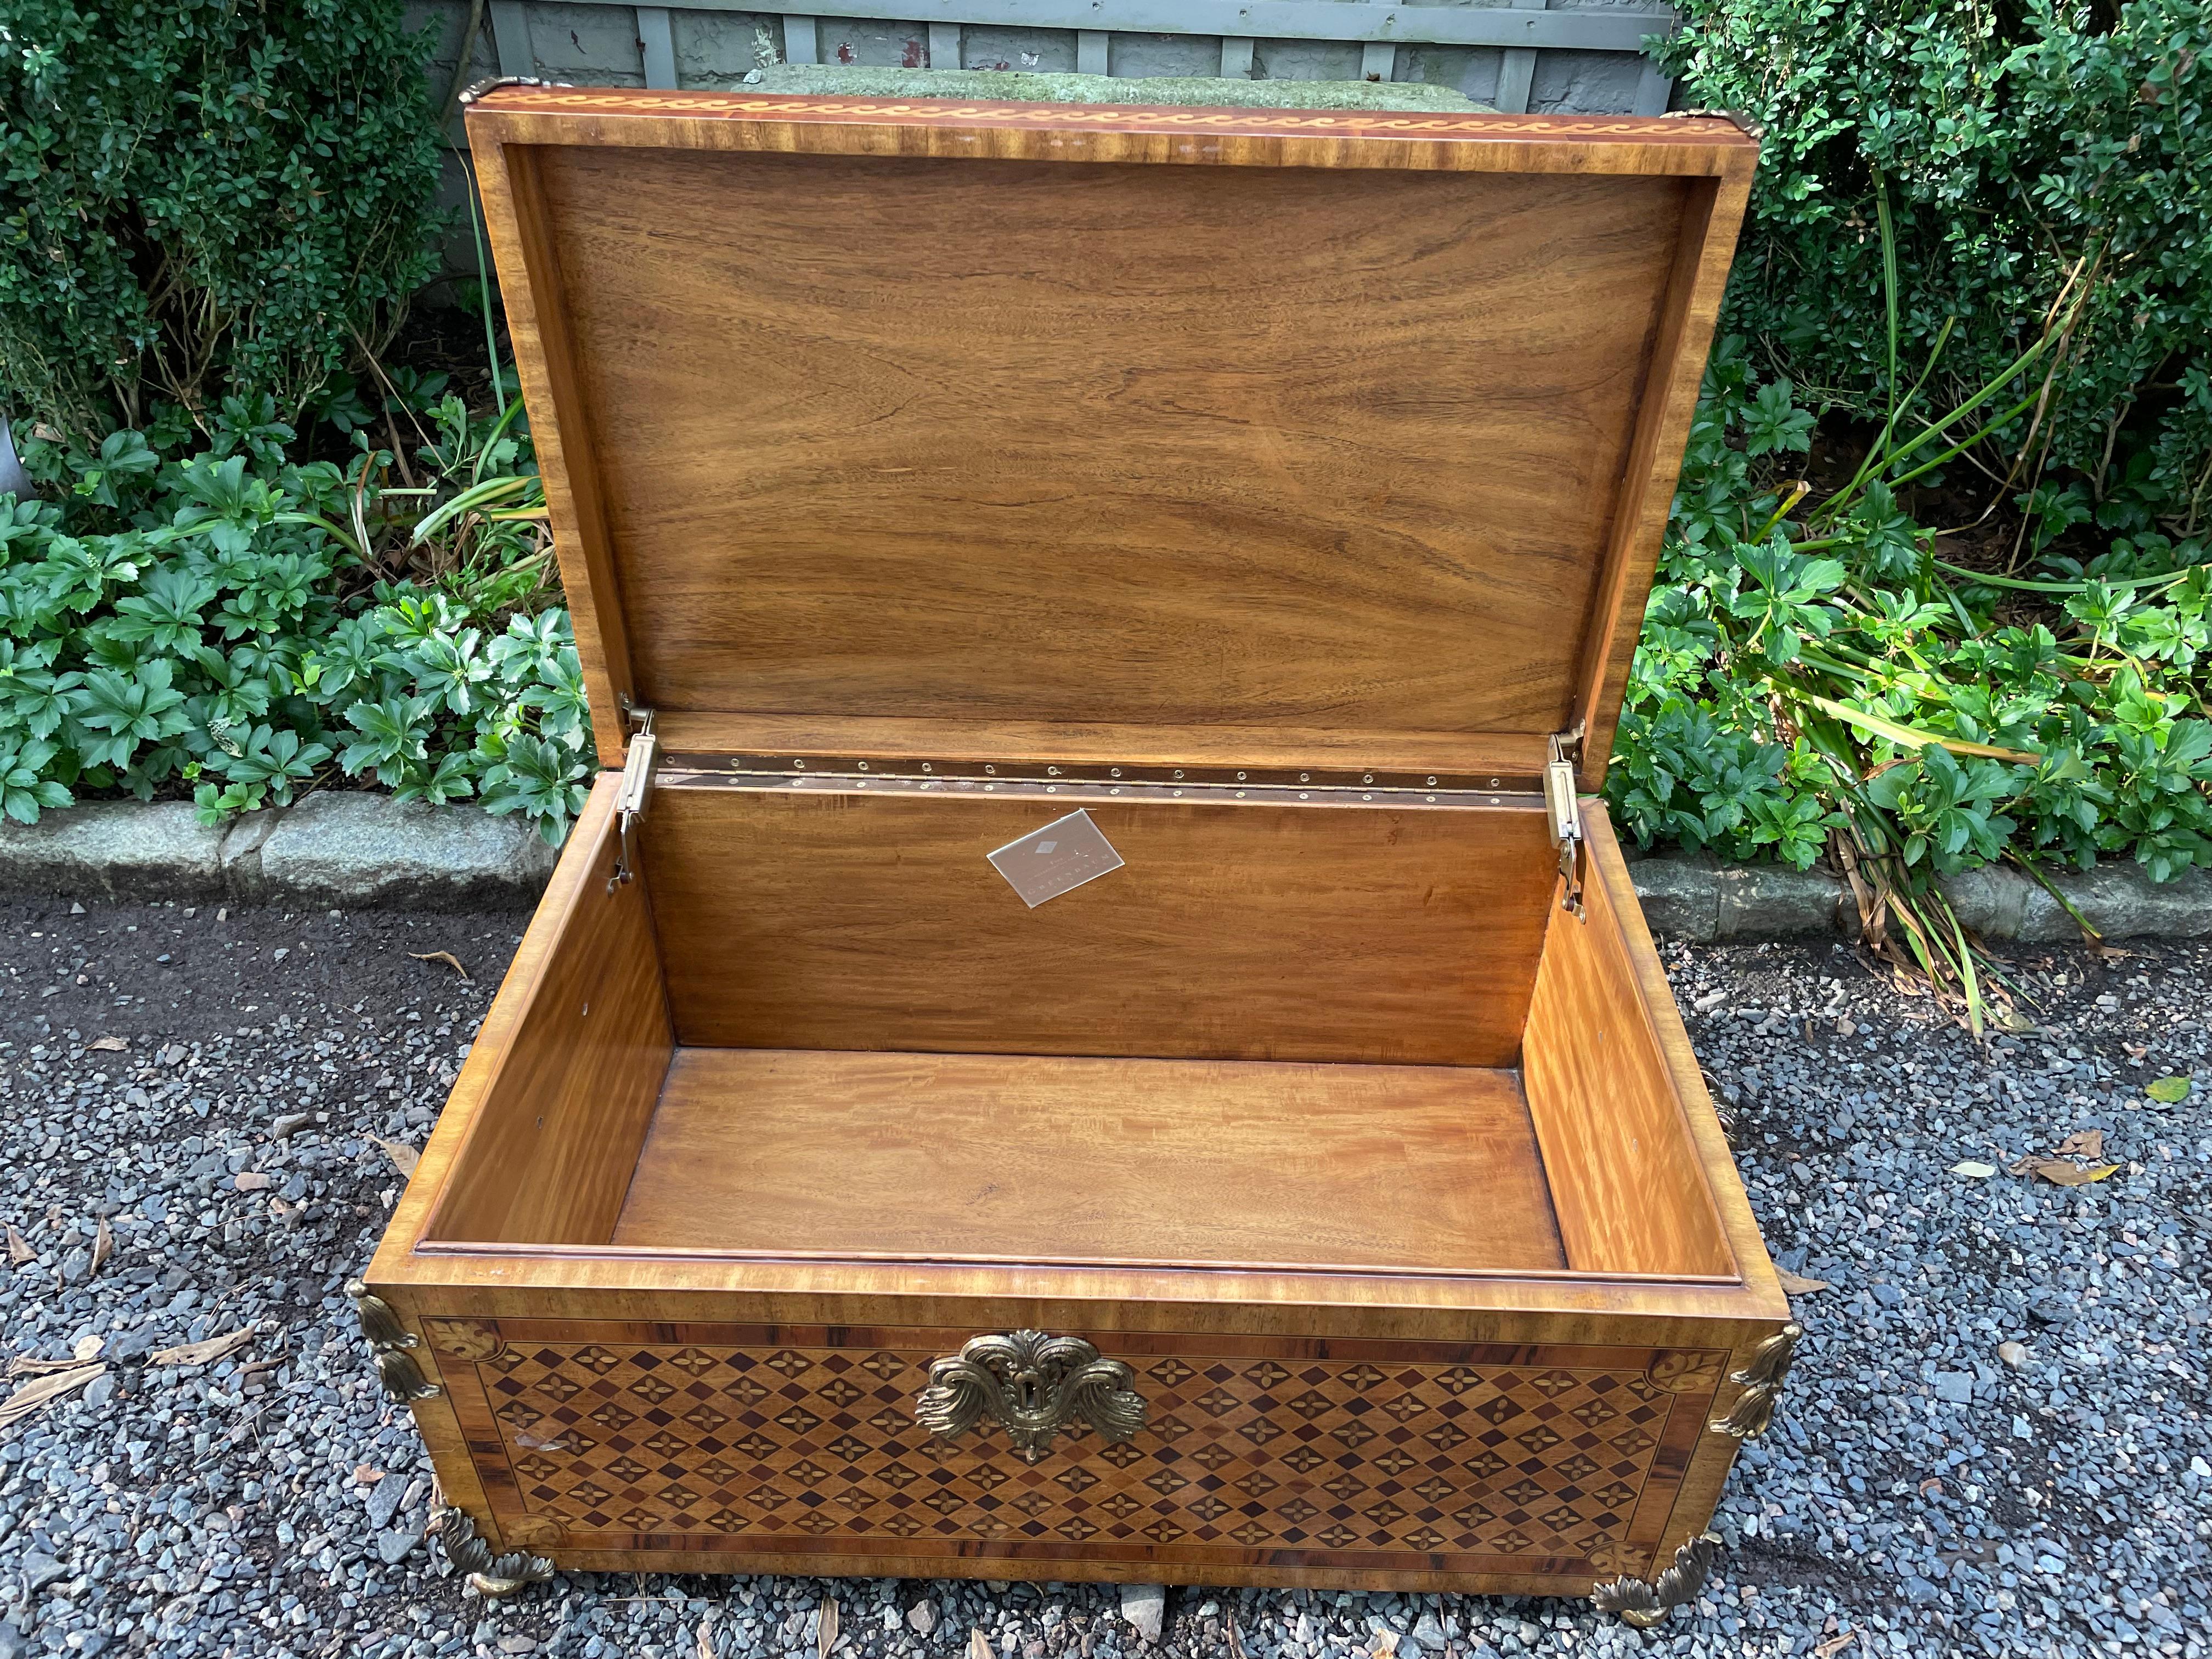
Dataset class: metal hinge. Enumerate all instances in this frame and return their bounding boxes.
[458,75,546,105]
[1544,725,1587,921]
[1662,106,1767,140]
[609,699,657,893]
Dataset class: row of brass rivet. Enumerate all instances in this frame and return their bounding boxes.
[661,752,1536,798]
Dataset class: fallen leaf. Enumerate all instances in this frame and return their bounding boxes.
[87,1036,128,1052]
[696,1613,715,1659]
[353,1463,385,1484]
[2017,1158,2123,1187]
[234,1171,272,1191]
[1998,1341,2030,1368]
[1370,1633,1401,1659]
[1814,1634,1855,1659]
[1951,1160,1999,1178]
[91,1217,111,1277]
[72,1334,102,1362]
[1228,1619,1248,1659]
[817,1597,838,1659]
[6,1226,30,1266]
[2055,1128,2105,1160]
[409,949,470,980]
[7,1353,101,1376]
[969,1630,992,1659]
[1919,1477,1943,1496]
[370,1136,420,1179]
[0,1363,103,1429]
[151,1327,255,1366]
[1777,1269,1832,1295]
[2148,1076,2193,1104]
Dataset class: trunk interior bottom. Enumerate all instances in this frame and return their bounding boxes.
[610,1047,1566,1273]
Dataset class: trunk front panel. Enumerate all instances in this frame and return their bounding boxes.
[424,1316,1731,1591]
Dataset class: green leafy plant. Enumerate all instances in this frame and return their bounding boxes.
[1612,311,2212,1030]
[0,0,446,442]
[0,363,591,844]
[1659,0,2212,537]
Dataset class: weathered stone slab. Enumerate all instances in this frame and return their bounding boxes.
[1627,851,1721,943]
[2035,862,2212,941]
[254,793,557,910]
[0,801,227,901]
[1715,861,1850,940]
[1940,865,2032,940]
[740,64,1497,111]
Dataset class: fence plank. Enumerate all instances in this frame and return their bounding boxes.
[1492,0,1545,114]
[1359,41,1395,82]
[1632,56,1673,115]
[1076,29,1109,74]
[639,1,1671,56]
[488,0,533,76]
[783,14,819,62]
[637,5,678,86]
[1219,35,1254,78]
[928,21,962,67]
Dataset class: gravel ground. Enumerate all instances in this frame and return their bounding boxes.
[0,896,2208,1659]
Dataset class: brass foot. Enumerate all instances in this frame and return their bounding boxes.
[1591,1534,1717,1628]
[435,1509,554,1599]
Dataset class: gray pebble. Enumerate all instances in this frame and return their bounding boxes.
[1119,1584,1165,1644]
[364,1472,407,1529]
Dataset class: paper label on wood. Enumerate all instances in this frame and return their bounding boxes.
[987,809,1124,909]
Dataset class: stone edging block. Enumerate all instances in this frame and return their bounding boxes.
[0,794,557,911]
[1626,850,2212,944]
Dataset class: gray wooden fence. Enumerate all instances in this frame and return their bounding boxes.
[411,0,1679,120]
[409,0,1678,274]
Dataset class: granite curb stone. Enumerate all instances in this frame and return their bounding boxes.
[1626,849,2212,943]
[255,792,558,909]
[0,800,228,901]
[0,794,556,911]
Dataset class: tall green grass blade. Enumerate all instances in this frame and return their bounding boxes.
[410,473,539,545]
[1796,692,2041,764]
[1877,179,1899,434]
[1942,895,1985,1041]
[463,157,505,420]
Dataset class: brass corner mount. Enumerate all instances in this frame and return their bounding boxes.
[1708,1323,1802,1440]
[347,1279,441,1403]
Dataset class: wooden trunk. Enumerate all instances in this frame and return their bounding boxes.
[366,86,1791,1612]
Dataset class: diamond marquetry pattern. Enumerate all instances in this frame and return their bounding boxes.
[475,1342,1694,1564]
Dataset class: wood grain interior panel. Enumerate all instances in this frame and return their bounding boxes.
[531,145,1686,749]
[612,1048,1564,1271]
[643,786,1556,1066]
[425,780,675,1244]
[1521,808,1733,1278]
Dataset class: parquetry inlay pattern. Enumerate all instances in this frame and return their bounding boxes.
[447,1331,1718,1568]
